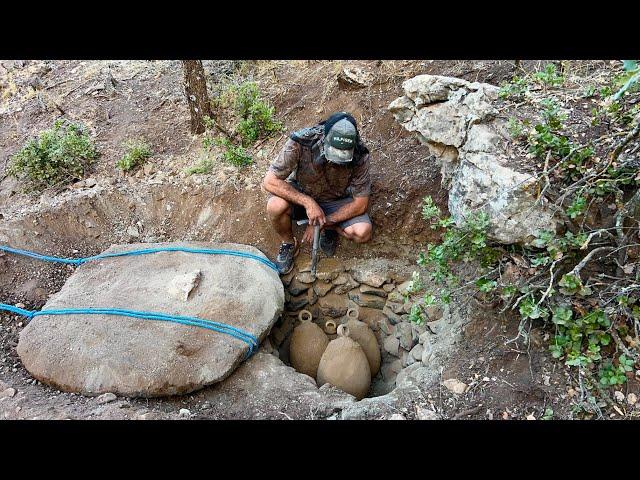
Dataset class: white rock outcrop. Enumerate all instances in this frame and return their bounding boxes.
[389,74,559,244]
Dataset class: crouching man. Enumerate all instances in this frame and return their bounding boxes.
[263,112,373,274]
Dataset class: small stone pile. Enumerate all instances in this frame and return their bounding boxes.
[268,254,445,397]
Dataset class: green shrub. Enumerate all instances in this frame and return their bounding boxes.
[185,157,215,175]
[231,81,283,146]
[498,76,529,100]
[507,117,527,139]
[116,140,152,172]
[8,120,98,191]
[215,137,252,167]
[533,63,564,87]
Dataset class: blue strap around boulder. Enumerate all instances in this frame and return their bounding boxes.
[0,245,278,271]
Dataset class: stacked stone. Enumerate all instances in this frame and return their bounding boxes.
[270,254,446,396]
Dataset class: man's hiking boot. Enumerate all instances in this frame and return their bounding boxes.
[275,238,297,275]
[320,229,338,257]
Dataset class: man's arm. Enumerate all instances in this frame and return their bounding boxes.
[325,196,369,226]
[263,171,326,226]
[263,171,312,210]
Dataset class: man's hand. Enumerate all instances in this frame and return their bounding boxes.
[301,224,315,245]
[305,200,326,227]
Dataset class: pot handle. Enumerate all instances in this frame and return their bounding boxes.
[346,307,359,320]
[337,324,350,338]
[324,320,337,334]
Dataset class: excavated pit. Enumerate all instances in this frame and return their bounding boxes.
[0,179,467,413]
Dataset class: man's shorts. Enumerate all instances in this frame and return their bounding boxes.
[291,197,372,230]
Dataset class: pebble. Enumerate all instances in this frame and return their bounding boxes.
[396,280,412,296]
[388,413,405,420]
[313,282,333,297]
[287,278,310,296]
[286,292,309,311]
[627,393,637,406]
[296,272,316,284]
[385,301,405,315]
[387,291,404,303]
[383,306,402,325]
[179,408,191,418]
[332,273,349,286]
[395,322,416,351]
[424,305,443,321]
[96,392,118,405]
[314,258,344,281]
[351,265,390,288]
[415,406,439,420]
[379,318,394,336]
[442,378,468,395]
[410,344,423,361]
[421,342,433,364]
[0,388,17,399]
[358,284,388,298]
[402,350,414,367]
[383,336,400,357]
[380,359,402,381]
[348,291,386,310]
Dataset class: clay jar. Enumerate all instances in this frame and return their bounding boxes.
[344,309,381,377]
[317,324,371,400]
[289,310,329,380]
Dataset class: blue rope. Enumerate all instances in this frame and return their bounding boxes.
[0,245,278,272]
[0,303,258,358]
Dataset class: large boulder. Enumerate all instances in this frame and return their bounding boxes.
[389,74,559,244]
[17,241,284,397]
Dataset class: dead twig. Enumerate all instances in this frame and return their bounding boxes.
[453,404,484,419]
[612,121,640,162]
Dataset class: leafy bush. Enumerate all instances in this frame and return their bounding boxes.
[507,117,526,139]
[232,81,283,146]
[533,63,564,87]
[215,137,252,167]
[499,76,529,100]
[116,140,151,172]
[8,120,98,191]
[185,157,214,175]
[201,81,282,169]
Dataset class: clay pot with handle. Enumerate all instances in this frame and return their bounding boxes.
[342,308,381,377]
[289,310,329,380]
[317,324,371,400]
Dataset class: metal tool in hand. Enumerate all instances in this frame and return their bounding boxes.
[297,219,321,278]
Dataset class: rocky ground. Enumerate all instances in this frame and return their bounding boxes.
[2,59,639,420]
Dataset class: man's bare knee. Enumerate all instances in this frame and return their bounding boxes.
[344,223,372,243]
[266,196,291,218]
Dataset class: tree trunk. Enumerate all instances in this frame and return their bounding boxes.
[182,60,212,134]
